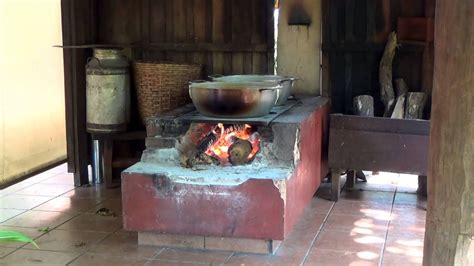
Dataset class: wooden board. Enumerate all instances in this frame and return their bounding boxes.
[328,114,430,175]
[95,0,274,76]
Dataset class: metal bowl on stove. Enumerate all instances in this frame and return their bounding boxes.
[208,74,296,106]
[189,81,282,118]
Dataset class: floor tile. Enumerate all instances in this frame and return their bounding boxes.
[86,198,122,215]
[323,213,389,233]
[155,247,231,264]
[0,247,16,259]
[225,253,300,266]
[33,197,102,214]
[89,231,161,258]
[0,209,25,223]
[393,193,426,207]
[383,236,424,259]
[308,197,334,214]
[0,195,53,210]
[15,183,74,197]
[40,173,75,185]
[276,212,326,260]
[0,225,45,248]
[62,186,121,200]
[312,229,385,254]
[340,190,395,204]
[22,229,110,253]
[57,213,122,232]
[69,253,148,266]
[43,164,68,175]
[331,200,392,217]
[382,253,423,266]
[387,220,426,239]
[351,172,399,193]
[20,172,60,184]
[0,249,80,265]
[0,182,35,196]
[2,210,76,229]
[147,259,208,266]
[391,206,426,224]
[304,248,380,266]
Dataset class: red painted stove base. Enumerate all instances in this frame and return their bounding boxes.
[122,99,329,241]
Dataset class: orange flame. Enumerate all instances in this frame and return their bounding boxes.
[205,123,260,165]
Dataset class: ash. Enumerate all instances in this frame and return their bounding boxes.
[125,148,293,186]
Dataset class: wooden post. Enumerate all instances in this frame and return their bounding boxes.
[423,0,474,264]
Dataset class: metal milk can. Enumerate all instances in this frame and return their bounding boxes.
[86,48,130,133]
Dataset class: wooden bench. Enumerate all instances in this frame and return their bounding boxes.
[328,114,430,201]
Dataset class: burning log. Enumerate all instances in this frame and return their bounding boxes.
[177,123,261,167]
[405,92,426,119]
[353,95,374,117]
[176,123,214,168]
[228,139,253,166]
[379,32,398,117]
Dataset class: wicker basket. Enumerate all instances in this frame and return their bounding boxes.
[132,61,202,123]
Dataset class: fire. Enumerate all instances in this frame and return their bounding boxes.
[205,123,260,165]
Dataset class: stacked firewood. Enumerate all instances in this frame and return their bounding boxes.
[353,31,427,120]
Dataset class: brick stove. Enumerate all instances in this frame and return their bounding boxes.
[122,97,330,254]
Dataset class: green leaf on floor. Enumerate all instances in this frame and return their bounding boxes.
[0,230,39,249]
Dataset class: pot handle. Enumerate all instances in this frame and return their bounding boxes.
[189,80,207,84]
[259,88,280,105]
[208,74,223,80]
[277,77,298,85]
[188,80,207,100]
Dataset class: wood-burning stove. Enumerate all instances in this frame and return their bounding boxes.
[121,97,330,254]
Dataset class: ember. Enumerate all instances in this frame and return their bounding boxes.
[203,123,260,165]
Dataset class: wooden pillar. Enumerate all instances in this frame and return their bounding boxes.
[423,0,474,264]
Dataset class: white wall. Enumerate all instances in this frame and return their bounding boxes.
[0,0,66,185]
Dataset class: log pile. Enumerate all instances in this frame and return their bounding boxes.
[354,32,427,120]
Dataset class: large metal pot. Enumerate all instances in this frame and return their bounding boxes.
[209,75,296,106]
[189,81,281,118]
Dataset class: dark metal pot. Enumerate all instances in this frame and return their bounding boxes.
[189,81,281,118]
[208,75,296,106]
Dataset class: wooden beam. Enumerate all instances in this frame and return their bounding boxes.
[61,0,93,186]
[423,0,474,264]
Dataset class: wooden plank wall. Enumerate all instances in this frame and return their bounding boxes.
[95,0,274,76]
[321,0,431,115]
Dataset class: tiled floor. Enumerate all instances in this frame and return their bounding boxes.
[0,165,426,265]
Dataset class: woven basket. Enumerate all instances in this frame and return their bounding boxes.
[132,61,202,123]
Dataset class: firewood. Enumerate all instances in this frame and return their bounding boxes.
[353,95,374,117]
[395,78,409,97]
[405,92,426,119]
[379,31,398,117]
[177,123,214,168]
[391,95,406,119]
[228,139,252,166]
